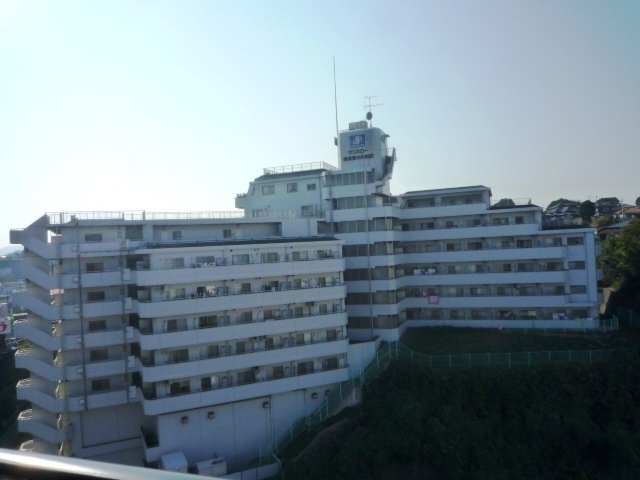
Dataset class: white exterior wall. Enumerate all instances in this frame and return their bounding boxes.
[11,216,348,473]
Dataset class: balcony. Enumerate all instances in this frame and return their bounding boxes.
[141,366,349,416]
[17,409,71,443]
[16,379,136,413]
[132,256,343,286]
[10,229,56,259]
[15,349,63,382]
[137,284,345,318]
[401,294,574,309]
[138,338,348,382]
[135,310,346,350]
[12,293,60,321]
[11,261,58,290]
[16,379,65,413]
[13,318,63,351]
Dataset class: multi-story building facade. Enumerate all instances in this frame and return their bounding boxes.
[10,117,599,472]
[237,119,600,341]
[10,215,350,472]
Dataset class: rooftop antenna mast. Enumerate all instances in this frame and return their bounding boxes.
[333,56,340,163]
[363,96,383,126]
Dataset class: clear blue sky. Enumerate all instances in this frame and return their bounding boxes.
[2,0,639,247]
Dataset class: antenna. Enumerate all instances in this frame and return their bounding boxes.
[363,96,383,126]
[333,55,339,160]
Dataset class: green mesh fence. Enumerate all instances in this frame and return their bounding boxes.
[394,344,612,368]
[608,305,640,328]
[260,341,615,465]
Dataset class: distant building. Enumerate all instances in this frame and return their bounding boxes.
[10,117,599,473]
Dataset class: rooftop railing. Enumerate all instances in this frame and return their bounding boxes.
[263,161,337,175]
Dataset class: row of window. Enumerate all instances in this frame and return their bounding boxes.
[261,182,317,195]
[143,355,346,399]
[404,195,483,208]
[347,308,593,329]
[346,284,588,305]
[143,328,344,367]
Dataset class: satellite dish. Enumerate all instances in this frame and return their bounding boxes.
[366,111,373,121]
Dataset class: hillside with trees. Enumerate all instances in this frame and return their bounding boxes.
[284,351,640,479]
[599,218,640,311]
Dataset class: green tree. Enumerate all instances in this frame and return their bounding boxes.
[578,200,596,224]
[600,218,640,309]
[635,196,640,207]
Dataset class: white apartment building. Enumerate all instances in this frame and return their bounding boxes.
[237,119,600,340]
[10,116,599,472]
[10,215,351,472]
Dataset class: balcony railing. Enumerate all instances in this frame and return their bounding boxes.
[142,362,347,401]
[140,336,346,367]
[138,307,345,335]
[142,280,344,304]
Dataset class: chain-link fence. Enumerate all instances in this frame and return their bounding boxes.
[261,339,618,465]
[608,305,640,328]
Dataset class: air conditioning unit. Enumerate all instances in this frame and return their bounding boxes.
[78,398,85,406]
[77,367,84,374]
[74,306,81,314]
[127,356,135,368]
[128,386,136,399]
[72,276,79,283]
[76,336,82,344]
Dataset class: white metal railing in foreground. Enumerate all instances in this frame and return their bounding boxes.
[0,447,226,480]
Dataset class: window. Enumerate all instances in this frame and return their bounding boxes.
[515,216,524,225]
[236,369,256,385]
[240,311,253,323]
[89,349,108,362]
[260,252,278,263]
[85,233,103,242]
[91,378,110,392]
[569,261,586,270]
[201,377,212,391]
[87,291,106,302]
[467,242,483,251]
[207,345,219,358]
[89,320,107,332]
[199,315,218,328]
[223,229,232,238]
[232,254,250,265]
[172,231,182,240]
[169,381,190,396]
[195,256,216,265]
[164,258,184,269]
[286,182,298,193]
[86,262,104,273]
[292,251,308,261]
[492,218,509,226]
[262,185,275,195]
[307,183,316,191]
[570,285,587,294]
[240,282,251,294]
[167,349,189,363]
[301,205,315,217]
[567,237,584,246]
